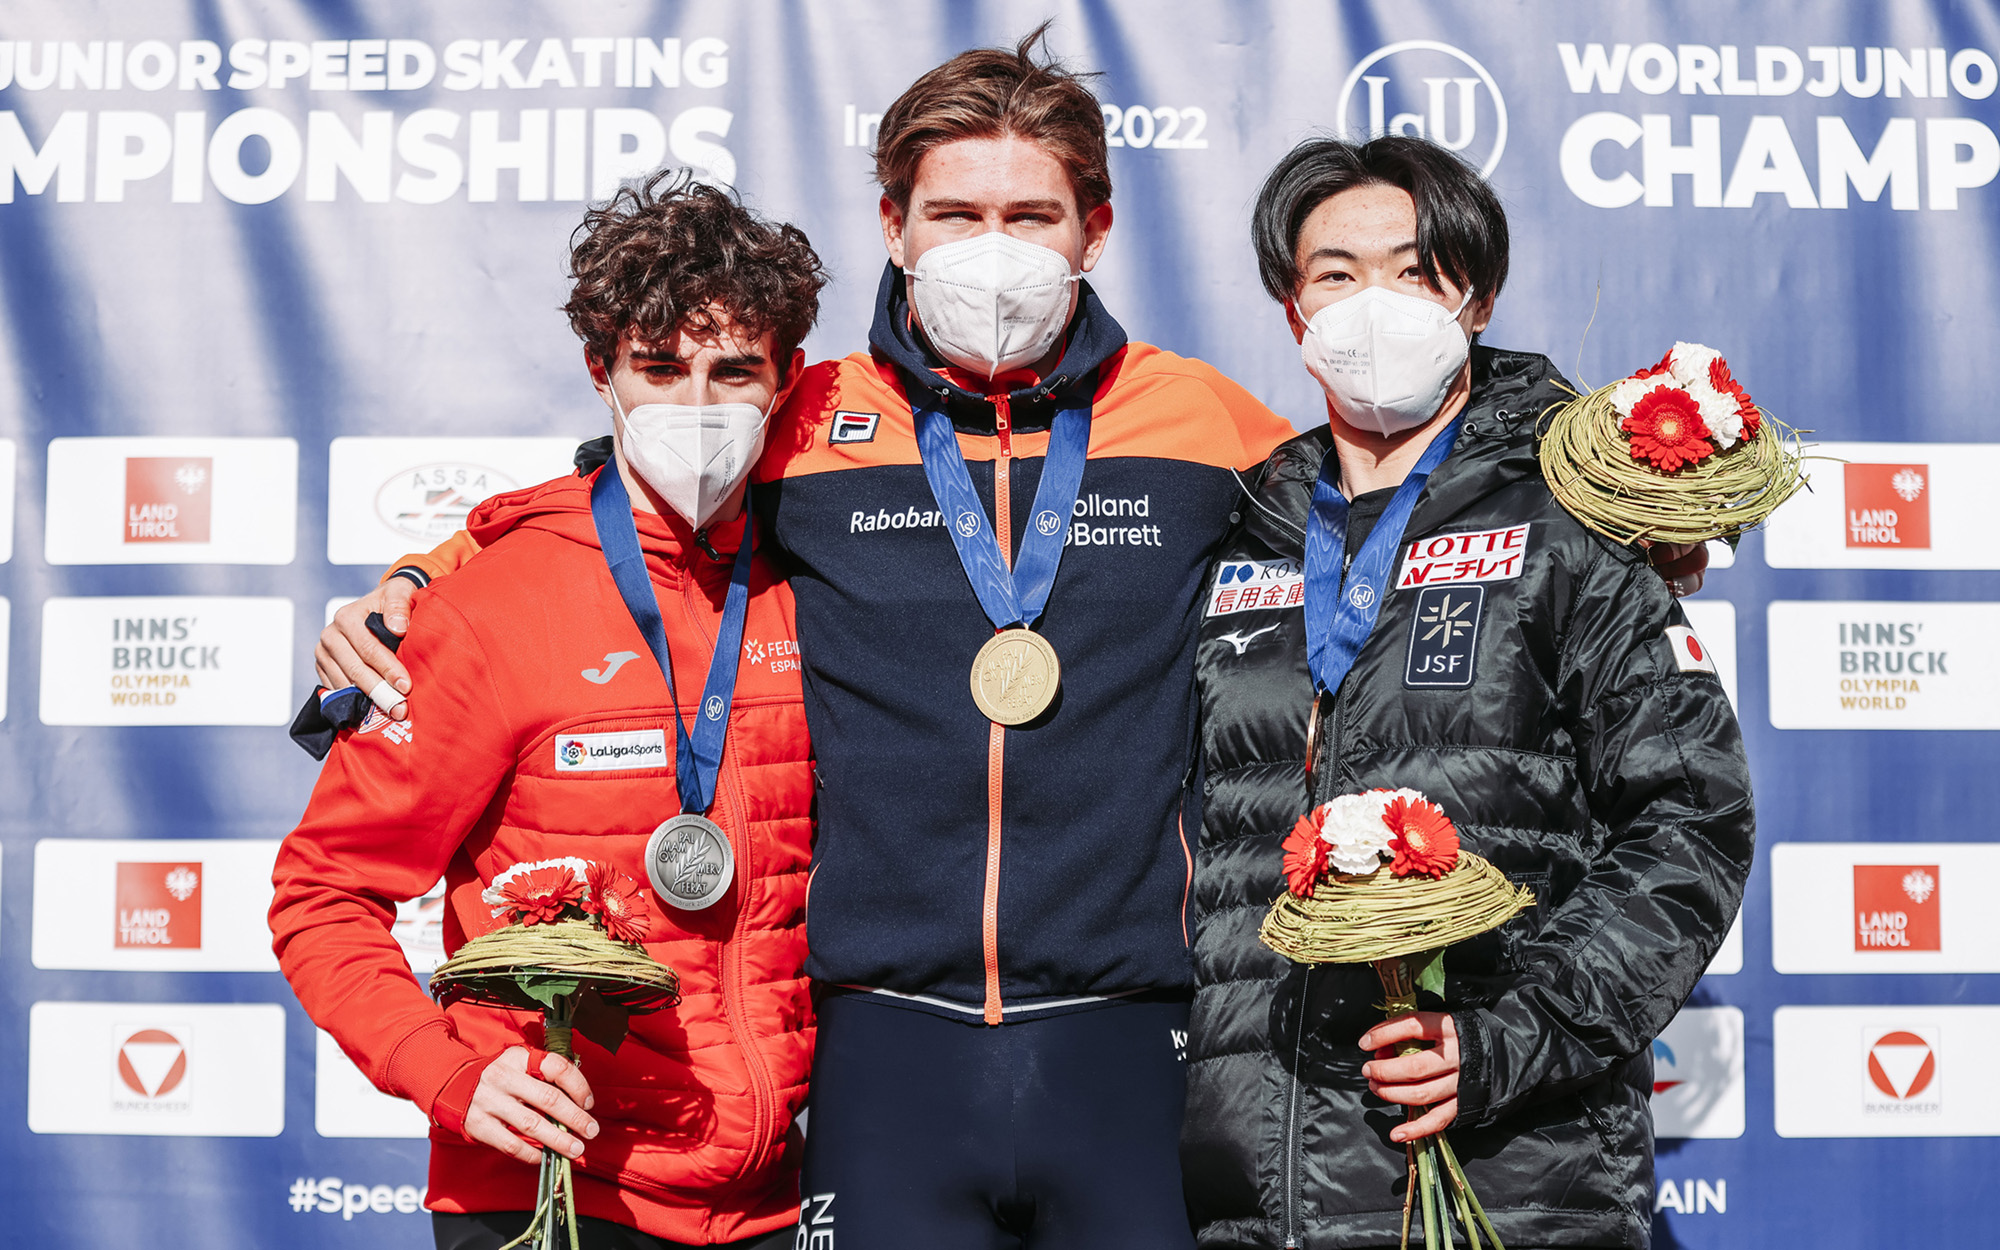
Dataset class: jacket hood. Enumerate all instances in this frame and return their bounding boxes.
[466,467,749,577]
[866,258,1129,431]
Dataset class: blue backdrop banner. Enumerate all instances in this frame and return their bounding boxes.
[3,1,1997,1245]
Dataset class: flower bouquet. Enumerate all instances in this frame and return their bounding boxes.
[430,858,680,1250]
[1261,790,1535,1250]
[1537,342,1805,545]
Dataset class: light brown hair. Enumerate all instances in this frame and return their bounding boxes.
[873,22,1112,215]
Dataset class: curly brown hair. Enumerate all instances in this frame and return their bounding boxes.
[563,169,828,369]
[874,22,1111,215]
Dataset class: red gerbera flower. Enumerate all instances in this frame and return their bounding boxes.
[1282,813,1331,898]
[1633,348,1676,380]
[1384,795,1461,879]
[582,861,652,944]
[1708,358,1762,440]
[497,865,585,926]
[1622,386,1715,472]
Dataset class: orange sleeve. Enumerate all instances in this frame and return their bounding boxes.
[269,592,516,1129]
[380,529,483,587]
[1192,359,1300,468]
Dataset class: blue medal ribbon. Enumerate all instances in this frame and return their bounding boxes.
[1302,418,1464,697]
[914,400,1091,631]
[590,467,754,815]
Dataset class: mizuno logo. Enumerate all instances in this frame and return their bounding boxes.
[1217,623,1280,655]
[581,651,642,684]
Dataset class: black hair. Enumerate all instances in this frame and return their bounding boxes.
[1250,135,1509,307]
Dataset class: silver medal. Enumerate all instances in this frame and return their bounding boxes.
[645,814,736,911]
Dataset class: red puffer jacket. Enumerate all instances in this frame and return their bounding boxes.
[270,469,813,1244]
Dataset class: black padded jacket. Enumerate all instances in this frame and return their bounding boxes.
[1182,347,1754,1250]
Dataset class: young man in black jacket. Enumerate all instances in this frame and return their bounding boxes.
[1182,136,1752,1250]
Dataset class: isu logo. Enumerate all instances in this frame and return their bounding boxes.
[1853,863,1941,951]
[1336,41,1508,177]
[1843,463,1931,549]
[114,861,203,949]
[375,463,517,544]
[124,457,213,543]
[1863,1028,1941,1114]
[114,1027,190,1110]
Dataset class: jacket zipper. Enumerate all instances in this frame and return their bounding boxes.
[1283,964,1310,1248]
[981,393,1013,1026]
[680,569,782,1178]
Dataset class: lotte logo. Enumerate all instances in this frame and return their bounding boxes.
[1336,41,1508,177]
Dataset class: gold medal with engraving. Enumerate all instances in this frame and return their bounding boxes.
[970,628,1061,725]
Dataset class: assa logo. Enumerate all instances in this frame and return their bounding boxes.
[375,463,516,544]
[113,1026,190,1111]
[125,457,212,544]
[1844,463,1930,549]
[1854,864,1941,951]
[1864,1027,1941,1115]
[115,862,202,949]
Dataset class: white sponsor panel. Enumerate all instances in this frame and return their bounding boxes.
[1766,601,1999,730]
[1774,1006,2000,1138]
[1706,911,1743,976]
[393,880,449,975]
[0,596,10,723]
[1763,443,2000,569]
[1651,1005,1745,1139]
[1771,842,2000,974]
[327,597,358,626]
[316,1031,429,1139]
[1703,539,1734,570]
[327,437,580,565]
[553,728,668,771]
[28,1001,286,1136]
[1678,600,1737,708]
[44,437,297,564]
[39,596,294,726]
[0,438,15,562]
[31,838,281,972]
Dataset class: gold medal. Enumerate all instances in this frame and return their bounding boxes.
[970,629,1061,725]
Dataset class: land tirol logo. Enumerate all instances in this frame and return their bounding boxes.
[113,1026,190,1111]
[1844,463,1931,549]
[1854,863,1941,951]
[114,862,202,950]
[375,463,518,545]
[1336,40,1508,176]
[1864,1027,1941,1115]
[124,457,212,543]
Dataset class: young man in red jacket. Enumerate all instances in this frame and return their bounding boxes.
[270,175,827,1250]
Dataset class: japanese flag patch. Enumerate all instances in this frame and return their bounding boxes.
[1664,624,1717,674]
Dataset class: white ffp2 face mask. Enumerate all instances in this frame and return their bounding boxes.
[1300,286,1473,437]
[905,232,1079,378]
[609,387,768,530]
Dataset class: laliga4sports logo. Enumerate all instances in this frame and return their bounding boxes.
[1337,41,1508,176]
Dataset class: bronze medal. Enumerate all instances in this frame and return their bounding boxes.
[970,628,1061,725]
[644,814,736,911]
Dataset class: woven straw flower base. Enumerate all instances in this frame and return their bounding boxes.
[1259,851,1535,965]
[431,919,680,1015]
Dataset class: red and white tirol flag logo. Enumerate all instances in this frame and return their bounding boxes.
[1853,864,1941,951]
[116,1028,188,1099]
[1843,463,1931,550]
[1864,1029,1940,1114]
[114,861,203,949]
[124,457,213,544]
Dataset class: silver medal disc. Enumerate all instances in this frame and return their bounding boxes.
[644,814,736,911]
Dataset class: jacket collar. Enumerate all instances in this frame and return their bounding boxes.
[866,258,1128,432]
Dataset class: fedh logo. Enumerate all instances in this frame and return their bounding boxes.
[1854,864,1941,951]
[124,457,213,543]
[374,463,517,544]
[1863,1027,1941,1115]
[1336,41,1508,176]
[114,862,203,949]
[1844,463,1931,549]
[112,1026,190,1111]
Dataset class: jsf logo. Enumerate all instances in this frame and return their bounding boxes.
[1337,41,1508,176]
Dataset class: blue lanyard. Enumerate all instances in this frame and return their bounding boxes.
[589,467,754,815]
[914,400,1091,630]
[1302,418,1463,697]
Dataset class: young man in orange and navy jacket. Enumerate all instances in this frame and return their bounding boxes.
[271,177,826,1250]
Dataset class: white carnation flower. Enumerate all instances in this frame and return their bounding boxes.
[1667,342,1721,387]
[1687,380,1742,448]
[482,856,594,912]
[1611,376,1657,417]
[1314,791,1397,875]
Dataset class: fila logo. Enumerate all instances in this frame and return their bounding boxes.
[582,651,642,684]
[830,411,880,444]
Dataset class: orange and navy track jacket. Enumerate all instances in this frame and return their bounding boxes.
[385,265,1293,1025]
[270,472,813,1244]
[754,263,1294,1023]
